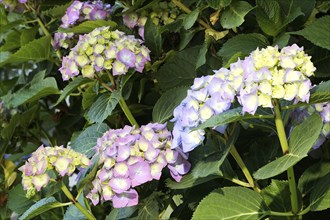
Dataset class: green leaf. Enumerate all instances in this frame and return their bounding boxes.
[2,71,58,108]
[290,16,330,50]
[42,1,73,18]
[20,27,39,46]
[309,173,330,211]
[130,193,159,220]
[192,187,269,220]
[261,180,291,213]
[207,0,232,9]
[54,77,91,106]
[156,46,199,90]
[312,48,330,78]
[298,161,330,196]
[86,90,120,124]
[254,113,323,180]
[255,0,283,36]
[183,9,199,30]
[0,36,51,66]
[71,123,109,158]
[0,31,21,52]
[309,80,330,104]
[196,36,212,69]
[277,0,315,26]
[179,28,202,51]
[0,19,23,33]
[195,107,273,130]
[144,17,162,57]
[217,33,269,64]
[220,1,254,29]
[82,84,98,110]
[272,33,290,48]
[60,20,117,34]
[19,197,67,220]
[106,206,137,220]
[152,86,188,123]
[7,184,34,215]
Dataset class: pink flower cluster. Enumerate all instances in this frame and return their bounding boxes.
[172,44,316,153]
[19,145,91,196]
[86,123,190,208]
[53,0,112,50]
[59,26,150,80]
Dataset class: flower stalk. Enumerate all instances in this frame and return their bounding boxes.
[274,100,299,215]
[61,183,96,220]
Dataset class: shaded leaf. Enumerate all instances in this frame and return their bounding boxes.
[54,77,91,106]
[71,123,109,158]
[217,33,269,64]
[290,16,330,50]
[255,0,282,36]
[220,1,254,29]
[156,46,199,90]
[309,173,330,211]
[261,180,291,212]
[183,9,199,30]
[0,36,51,66]
[207,0,232,9]
[254,114,323,179]
[144,17,162,57]
[7,184,34,215]
[19,197,66,220]
[152,86,189,123]
[86,90,120,124]
[42,1,73,18]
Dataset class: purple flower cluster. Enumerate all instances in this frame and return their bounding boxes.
[53,0,111,50]
[61,0,111,28]
[172,44,316,153]
[86,123,190,208]
[19,145,91,196]
[59,26,150,80]
[123,13,146,39]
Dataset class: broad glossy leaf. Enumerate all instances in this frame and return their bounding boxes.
[42,1,73,18]
[183,9,199,30]
[54,76,91,106]
[7,184,34,215]
[255,0,282,36]
[254,113,323,180]
[309,80,330,104]
[309,173,330,211]
[19,197,67,220]
[152,86,189,123]
[196,36,212,69]
[71,123,109,158]
[291,16,330,50]
[217,33,269,64]
[0,36,51,66]
[144,17,162,57]
[156,46,199,90]
[60,20,117,34]
[261,180,291,212]
[20,27,39,46]
[86,90,120,124]
[0,31,21,52]
[2,71,58,108]
[192,187,269,220]
[220,1,254,29]
[130,193,159,220]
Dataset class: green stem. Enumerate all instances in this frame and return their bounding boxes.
[61,183,96,220]
[274,100,299,215]
[269,211,295,217]
[223,176,252,188]
[36,17,62,61]
[119,96,139,128]
[230,145,260,192]
[171,0,211,29]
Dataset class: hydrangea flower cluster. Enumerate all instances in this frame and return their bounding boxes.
[59,26,150,80]
[86,123,190,208]
[172,44,316,153]
[19,145,91,196]
[53,0,112,50]
[290,102,330,149]
[122,1,179,39]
